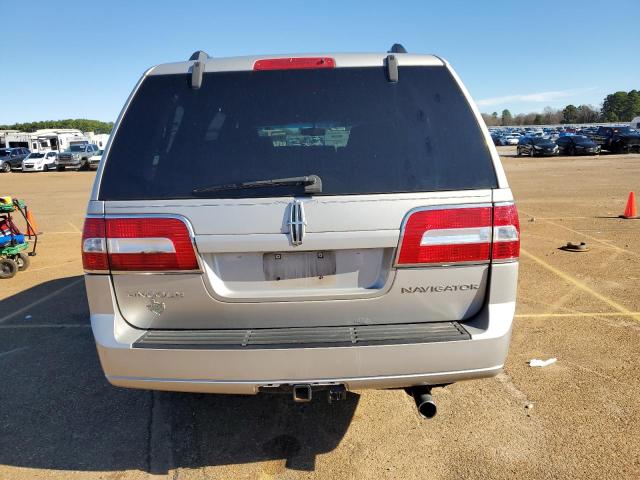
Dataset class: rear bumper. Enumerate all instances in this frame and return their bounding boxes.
[106,366,504,394]
[93,316,510,394]
[91,304,513,395]
[87,259,517,394]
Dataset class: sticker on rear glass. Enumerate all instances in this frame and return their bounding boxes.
[257,123,351,149]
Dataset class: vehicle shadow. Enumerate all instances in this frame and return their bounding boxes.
[169,390,359,472]
[0,276,358,474]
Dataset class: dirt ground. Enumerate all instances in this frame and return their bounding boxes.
[1,148,639,479]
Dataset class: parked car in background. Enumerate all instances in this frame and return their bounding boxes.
[0,154,10,173]
[631,117,640,130]
[57,144,100,171]
[556,135,600,156]
[589,126,640,153]
[0,147,31,171]
[83,48,520,417]
[503,135,520,145]
[490,133,504,146]
[21,151,59,172]
[517,137,558,156]
[88,149,103,170]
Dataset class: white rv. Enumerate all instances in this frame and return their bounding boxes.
[34,129,88,153]
[630,117,640,130]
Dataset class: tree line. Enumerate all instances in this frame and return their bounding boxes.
[0,119,114,134]
[482,89,640,126]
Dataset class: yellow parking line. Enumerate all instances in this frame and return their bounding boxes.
[68,221,82,233]
[543,219,639,257]
[520,249,640,322]
[515,312,640,319]
[22,259,81,274]
[520,210,638,257]
[0,278,83,324]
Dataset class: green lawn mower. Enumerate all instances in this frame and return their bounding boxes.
[0,197,38,279]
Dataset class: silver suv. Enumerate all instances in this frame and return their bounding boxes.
[83,46,519,417]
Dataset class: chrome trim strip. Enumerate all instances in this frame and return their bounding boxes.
[110,270,202,275]
[420,226,491,246]
[397,260,491,269]
[107,237,176,254]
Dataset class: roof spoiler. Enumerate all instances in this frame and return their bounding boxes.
[189,50,209,90]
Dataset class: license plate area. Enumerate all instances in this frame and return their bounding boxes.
[263,251,336,281]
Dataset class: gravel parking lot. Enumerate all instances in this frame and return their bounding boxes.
[1,149,639,479]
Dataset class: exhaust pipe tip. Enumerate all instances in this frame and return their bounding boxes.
[410,387,437,419]
[416,395,437,419]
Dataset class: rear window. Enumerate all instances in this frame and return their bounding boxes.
[100,66,497,200]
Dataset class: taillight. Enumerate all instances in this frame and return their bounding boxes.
[253,57,336,71]
[82,217,108,272]
[492,203,520,261]
[396,203,519,266]
[82,217,199,273]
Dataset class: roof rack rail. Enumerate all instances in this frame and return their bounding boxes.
[385,54,399,82]
[189,50,209,61]
[189,50,209,90]
[388,43,407,54]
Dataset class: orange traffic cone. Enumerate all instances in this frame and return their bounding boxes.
[621,192,638,219]
[26,209,39,236]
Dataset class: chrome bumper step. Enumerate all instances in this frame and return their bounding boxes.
[133,321,470,349]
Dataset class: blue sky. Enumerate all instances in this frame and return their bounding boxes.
[1,0,638,124]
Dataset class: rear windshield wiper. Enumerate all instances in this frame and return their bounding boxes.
[193,174,322,194]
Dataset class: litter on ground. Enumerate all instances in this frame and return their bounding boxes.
[529,358,557,367]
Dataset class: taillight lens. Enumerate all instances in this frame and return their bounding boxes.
[253,57,336,71]
[82,217,108,272]
[396,203,519,266]
[81,217,199,273]
[397,207,492,265]
[492,203,520,260]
